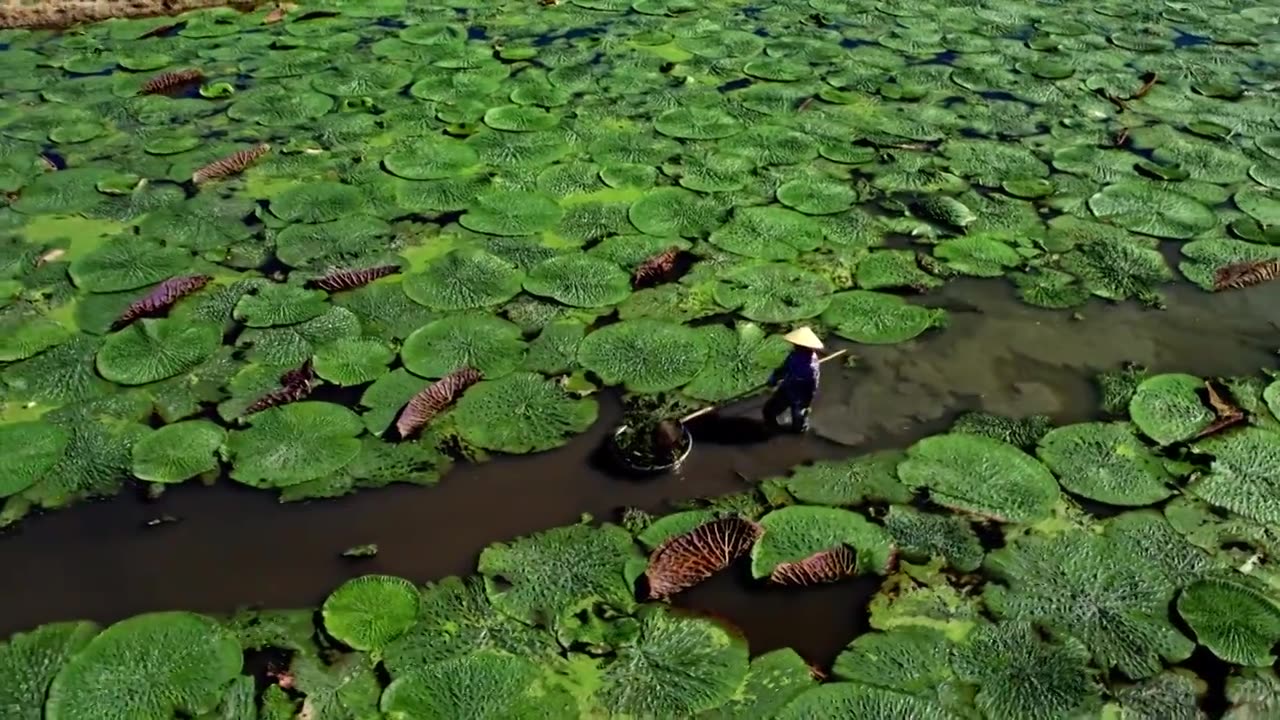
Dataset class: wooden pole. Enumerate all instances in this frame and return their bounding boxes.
[678,349,847,424]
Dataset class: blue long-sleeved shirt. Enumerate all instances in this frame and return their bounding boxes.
[769,349,819,388]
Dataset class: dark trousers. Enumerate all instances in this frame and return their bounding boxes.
[763,382,815,431]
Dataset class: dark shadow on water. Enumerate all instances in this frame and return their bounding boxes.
[672,566,880,668]
[687,413,775,446]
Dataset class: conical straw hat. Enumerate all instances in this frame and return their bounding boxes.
[783,326,824,350]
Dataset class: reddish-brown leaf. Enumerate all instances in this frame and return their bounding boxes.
[308,265,400,292]
[644,517,763,600]
[631,246,681,289]
[394,367,483,439]
[244,361,317,416]
[111,275,212,331]
[192,144,270,185]
[1131,72,1158,100]
[768,545,858,586]
[141,69,205,95]
[1213,259,1280,291]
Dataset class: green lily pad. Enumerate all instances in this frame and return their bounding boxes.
[460,190,563,236]
[0,421,69,497]
[1178,578,1280,667]
[97,318,222,386]
[403,249,524,311]
[822,291,947,344]
[713,263,834,323]
[683,322,790,403]
[654,107,743,140]
[453,372,598,454]
[45,612,241,720]
[225,402,364,488]
[777,176,857,215]
[708,206,823,261]
[1088,183,1216,240]
[322,574,421,656]
[577,319,708,393]
[1129,374,1213,446]
[313,338,395,386]
[383,136,479,180]
[401,313,526,379]
[271,182,366,224]
[131,420,225,483]
[524,254,631,308]
[898,433,1060,523]
[1036,422,1175,505]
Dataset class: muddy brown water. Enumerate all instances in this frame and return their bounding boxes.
[1,277,1277,668]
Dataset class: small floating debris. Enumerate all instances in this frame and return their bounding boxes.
[144,515,180,528]
[341,543,378,559]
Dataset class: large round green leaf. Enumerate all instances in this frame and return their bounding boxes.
[523,254,631,307]
[271,182,366,224]
[775,683,953,719]
[821,291,947,344]
[225,402,363,488]
[322,575,422,655]
[1235,187,1280,227]
[0,421,69,497]
[401,314,526,379]
[312,338,394,386]
[782,451,912,507]
[750,505,896,578]
[381,651,576,719]
[985,531,1195,679]
[68,238,191,293]
[228,87,334,126]
[594,606,749,718]
[275,216,393,268]
[233,283,327,327]
[0,621,98,720]
[1129,373,1213,446]
[0,314,72,362]
[483,105,559,132]
[654,107,743,140]
[577,319,708,392]
[1177,578,1280,667]
[884,505,984,572]
[11,167,109,215]
[714,263,834,323]
[1036,422,1175,505]
[383,136,479,180]
[453,372,598,454]
[952,622,1100,720]
[898,433,1060,523]
[1188,427,1280,525]
[628,187,722,237]
[708,206,823,260]
[459,190,562,236]
[683,322,790,403]
[777,176,857,215]
[403,248,524,311]
[97,318,222,385]
[478,522,642,633]
[1088,183,1216,239]
[131,420,225,483]
[46,612,241,720]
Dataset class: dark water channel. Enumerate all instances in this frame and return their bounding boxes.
[1,278,1277,667]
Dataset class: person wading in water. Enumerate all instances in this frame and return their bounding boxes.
[763,327,824,433]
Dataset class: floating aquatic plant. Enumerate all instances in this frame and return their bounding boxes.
[393,366,482,439]
[644,516,762,599]
[110,274,211,330]
[191,144,270,185]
